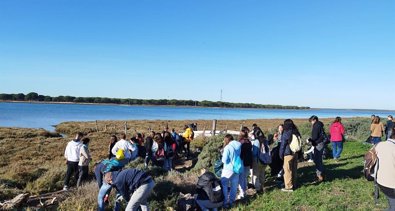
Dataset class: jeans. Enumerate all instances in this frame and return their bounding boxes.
[94,163,104,188]
[238,166,250,197]
[379,184,395,211]
[164,158,173,171]
[77,165,89,187]
[221,172,239,205]
[125,180,155,211]
[313,143,325,177]
[195,199,222,211]
[372,137,381,145]
[97,181,121,211]
[64,161,79,187]
[331,141,343,159]
[387,130,393,141]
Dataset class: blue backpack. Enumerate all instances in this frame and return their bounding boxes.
[230,145,243,174]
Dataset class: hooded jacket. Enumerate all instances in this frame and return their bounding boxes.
[64,140,82,162]
[221,140,242,173]
[310,121,325,146]
[279,130,293,159]
[329,122,345,142]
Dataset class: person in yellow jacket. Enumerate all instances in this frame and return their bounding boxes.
[182,125,194,159]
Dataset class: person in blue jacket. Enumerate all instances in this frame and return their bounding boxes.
[104,168,155,211]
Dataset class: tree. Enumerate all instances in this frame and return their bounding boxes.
[25,92,39,101]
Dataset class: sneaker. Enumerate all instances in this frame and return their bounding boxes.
[62,186,69,191]
[317,175,324,182]
[307,159,314,163]
[281,188,293,192]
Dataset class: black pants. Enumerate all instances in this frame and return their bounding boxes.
[64,161,79,187]
[77,166,89,187]
[184,142,190,157]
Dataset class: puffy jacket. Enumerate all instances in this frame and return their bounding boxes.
[330,122,345,142]
[240,138,253,168]
[222,140,242,172]
[279,130,293,159]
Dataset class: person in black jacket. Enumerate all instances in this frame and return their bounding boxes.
[308,115,326,182]
[195,169,224,211]
[238,127,253,199]
[252,123,266,142]
[279,119,301,192]
[144,131,155,168]
[105,168,155,211]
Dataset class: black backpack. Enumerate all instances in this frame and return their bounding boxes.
[196,172,224,203]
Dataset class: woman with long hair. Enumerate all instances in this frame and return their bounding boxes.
[329,117,345,160]
[279,119,301,192]
[371,116,385,145]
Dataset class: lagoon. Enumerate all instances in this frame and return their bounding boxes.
[0,102,393,131]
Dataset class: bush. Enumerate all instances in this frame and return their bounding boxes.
[192,135,224,172]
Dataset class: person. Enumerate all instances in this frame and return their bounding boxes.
[77,137,91,187]
[370,116,384,145]
[252,123,265,142]
[308,115,326,182]
[195,169,224,211]
[163,131,176,171]
[171,128,183,155]
[385,115,394,140]
[270,124,284,179]
[329,117,345,160]
[63,132,83,191]
[371,114,376,123]
[221,134,241,209]
[144,131,155,168]
[279,119,301,192]
[95,149,128,211]
[105,168,155,211]
[153,133,166,167]
[129,137,139,161]
[182,125,194,158]
[109,135,118,159]
[238,128,253,199]
[111,133,136,162]
[251,133,268,193]
[375,128,395,211]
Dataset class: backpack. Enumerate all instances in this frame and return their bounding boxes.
[164,142,175,158]
[155,145,166,161]
[233,155,243,174]
[290,134,302,153]
[364,147,378,181]
[258,140,272,165]
[137,145,146,158]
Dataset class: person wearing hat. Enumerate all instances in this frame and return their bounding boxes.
[104,168,155,211]
[95,149,127,211]
[308,115,326,182]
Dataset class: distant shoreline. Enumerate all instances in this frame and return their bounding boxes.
[0,100,311,111]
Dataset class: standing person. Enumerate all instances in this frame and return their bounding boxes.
[153,133,166,168]
[77,137,91,187]
[371,115,376,123]
[221,134,241,209]
[375,128,395,211]
[279,119,301,192]
[163,131,176,171]
[270,124,284,179]
[252,123,265,142]
[144,131,155,168]
[111,133,135,162]
[385,115,394,140]
[251,134,268,193]
[63,132,83,191]
[109,135,118,160]
[105,168,155,211]
[371,116,385,145]
[273,124,284,146]
[238,128,253,199]
[329,117,345,160]
[308,115,326,182]
[182,125,194,159]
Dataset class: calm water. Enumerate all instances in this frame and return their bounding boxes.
[0,102,393,131]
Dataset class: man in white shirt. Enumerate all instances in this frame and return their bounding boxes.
[63,132,83,191]
[111,133,136,162]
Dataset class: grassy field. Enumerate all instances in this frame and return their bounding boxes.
[0,117,388,210]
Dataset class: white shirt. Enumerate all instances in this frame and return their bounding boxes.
[64,140,82,162]
[111,139,134,160]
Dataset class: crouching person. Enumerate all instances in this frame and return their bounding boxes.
[195,169,224,211]
[105,168,155,211]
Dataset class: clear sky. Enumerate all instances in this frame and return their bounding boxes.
[0,1,394,109]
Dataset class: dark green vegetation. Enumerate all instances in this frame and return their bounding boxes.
[0,92,310,109]
[0,118,389,210]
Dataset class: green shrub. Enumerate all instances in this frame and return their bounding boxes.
[192,135,224,172]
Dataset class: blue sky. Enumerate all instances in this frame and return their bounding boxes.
[0,1,394,109]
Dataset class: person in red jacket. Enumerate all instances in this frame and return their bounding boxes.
[329,117,345,160]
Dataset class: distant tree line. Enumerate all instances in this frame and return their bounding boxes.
[0,92,310,109]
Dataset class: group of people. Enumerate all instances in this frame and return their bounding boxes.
[61,114,395,211]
